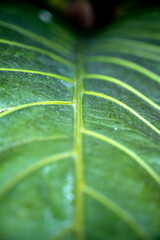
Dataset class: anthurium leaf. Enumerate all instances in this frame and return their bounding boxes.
[0,4,160,240]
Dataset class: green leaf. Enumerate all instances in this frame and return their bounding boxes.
[0,4,160,240]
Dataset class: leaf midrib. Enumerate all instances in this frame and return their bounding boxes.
[74,43,85,240]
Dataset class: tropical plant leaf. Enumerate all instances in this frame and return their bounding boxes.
[0,4,160,240]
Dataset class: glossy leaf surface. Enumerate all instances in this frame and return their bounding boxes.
[0,5,160,240]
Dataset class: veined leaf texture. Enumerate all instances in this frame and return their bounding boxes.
[0,4,160,240]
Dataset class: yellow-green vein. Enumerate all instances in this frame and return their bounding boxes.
[0,20,70,56]
[84,74,160,111]
[0,39,73,66]
[91,38,160,54]
[84,91,160,135]
[74,45,85,240]
[118,20,160,30]
[83,185,147,240]
[89,44,160,62]
[0,101,73,119]
[0,135,69,154]
[98,20,160,36]
[101,29,160,40]
[0,151,74,201]
[82,129,160,185]
[86,56,160,84]
[0,68,72,83]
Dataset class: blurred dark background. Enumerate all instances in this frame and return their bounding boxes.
[1,0,160,31]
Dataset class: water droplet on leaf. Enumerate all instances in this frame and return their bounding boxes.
[38,10,53,23]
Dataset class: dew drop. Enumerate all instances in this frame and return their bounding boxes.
[63,173,75,201]
[38,10,53,23]
[0,107,12,113]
